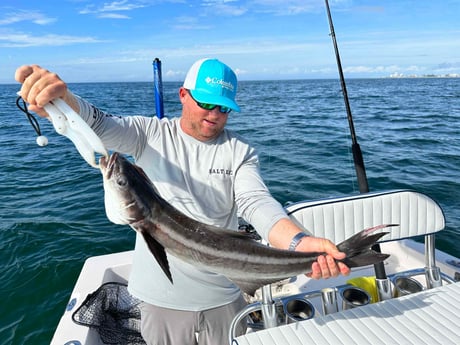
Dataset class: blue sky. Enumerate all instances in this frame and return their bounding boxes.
[1,0,459,83]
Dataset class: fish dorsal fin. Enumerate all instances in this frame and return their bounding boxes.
[141,231,173,283]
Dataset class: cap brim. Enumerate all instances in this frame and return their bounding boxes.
[190,89,240,112]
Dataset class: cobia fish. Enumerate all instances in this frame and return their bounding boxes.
[100,152,393,296]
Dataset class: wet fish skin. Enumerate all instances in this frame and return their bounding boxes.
[100,152,392,296]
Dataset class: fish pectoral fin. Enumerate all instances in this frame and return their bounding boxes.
[141,231,173,284]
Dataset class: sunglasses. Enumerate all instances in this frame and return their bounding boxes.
[188,90,232,114]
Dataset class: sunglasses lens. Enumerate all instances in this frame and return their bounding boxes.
[189,90,232,113]
[189,90,233,113]
[197,102,232,114]
[219,106,232,114]
[198,102,216,110]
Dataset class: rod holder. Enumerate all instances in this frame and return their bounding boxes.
[261,284,278,329]
[393,276,424,297]
[321,287,338,315]
[376,278,393,301]
[340,286,371,310]
[284,297,315,323]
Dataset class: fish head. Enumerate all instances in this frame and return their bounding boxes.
[99,152,153,225]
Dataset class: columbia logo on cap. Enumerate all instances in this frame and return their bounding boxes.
[205,77,235,92]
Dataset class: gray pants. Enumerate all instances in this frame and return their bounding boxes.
[139,295,247,345]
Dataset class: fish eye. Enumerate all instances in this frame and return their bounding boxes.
[116,176,128,187]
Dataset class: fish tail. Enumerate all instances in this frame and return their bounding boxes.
[336,224,397,267]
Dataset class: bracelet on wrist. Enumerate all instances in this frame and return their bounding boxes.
[288,232,309,251]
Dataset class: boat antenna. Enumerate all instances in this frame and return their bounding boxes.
[324,0,392,300]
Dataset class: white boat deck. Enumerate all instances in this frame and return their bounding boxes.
[51,190,460,345]
[233,282,460,345]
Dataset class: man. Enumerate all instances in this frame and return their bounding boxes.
[16,59,349,345]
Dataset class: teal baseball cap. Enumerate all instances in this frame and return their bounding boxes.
[183,58,240,112]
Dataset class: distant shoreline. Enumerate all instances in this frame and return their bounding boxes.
[387,73,460,79]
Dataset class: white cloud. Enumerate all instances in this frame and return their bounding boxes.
[171,16,213,30]
[0,32,104,47]
[250,0,319,16]
[336,64,434,76]
[80,0,147,17]
[197,0,353,18]
[165,69,186,78]
[0,11,56,26]
[101,0,146,11]
[98,13,131,19]
[201,0,248,16]
[234,67,248,76]
[434,62,460,73]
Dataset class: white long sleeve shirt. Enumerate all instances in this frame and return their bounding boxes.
[76,96,289,310]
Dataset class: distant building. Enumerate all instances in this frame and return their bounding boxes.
[389,73,460,78]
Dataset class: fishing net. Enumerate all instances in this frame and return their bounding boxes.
[72,282,146,345]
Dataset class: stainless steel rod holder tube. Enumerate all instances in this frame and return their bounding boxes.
[376,278,393,301]
[393,276,424,297]
[341,286,371,310]
[261,284,278,329]
[321,287,338,315]
[284,298,315,323]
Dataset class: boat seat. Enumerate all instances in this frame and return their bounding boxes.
[285,189,454,289]
[285,189,445,243]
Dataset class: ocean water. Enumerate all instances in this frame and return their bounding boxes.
[1,78,459,344]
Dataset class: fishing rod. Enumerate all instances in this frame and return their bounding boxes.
[324,0,368,194]
[324,0,392,301]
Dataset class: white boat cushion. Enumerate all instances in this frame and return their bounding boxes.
[285,190,445,243]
